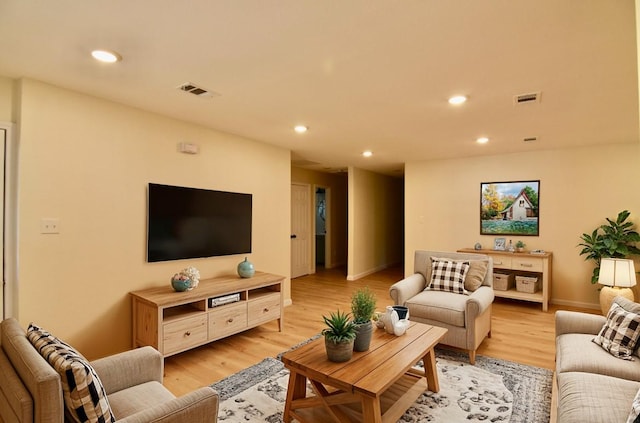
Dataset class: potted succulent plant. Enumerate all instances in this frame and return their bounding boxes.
[350,287,377,351]
[322,310,357,362]
[578,210,640,284]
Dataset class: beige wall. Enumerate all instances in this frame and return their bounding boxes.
[348,167,403,280]
[405,143,640,309]
[291,167,348,268]
[0,76,15,122]
[15,79,290,359]
[638,0,640,136]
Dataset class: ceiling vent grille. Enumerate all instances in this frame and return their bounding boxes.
[177,82,219,98]
[514,91,541,105]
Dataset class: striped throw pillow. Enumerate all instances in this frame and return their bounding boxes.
[593,302,640,360]
[27,324,115,423]
[426,257,470,295]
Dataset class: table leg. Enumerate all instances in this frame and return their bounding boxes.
[284,369,307,423]
[423,348,440,393]
[361,396,383,423]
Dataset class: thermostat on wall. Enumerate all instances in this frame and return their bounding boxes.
[178,142,199,154]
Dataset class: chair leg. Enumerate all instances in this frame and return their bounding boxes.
[468,350,476,365]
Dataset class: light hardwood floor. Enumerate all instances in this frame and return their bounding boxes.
[163,265,596,396]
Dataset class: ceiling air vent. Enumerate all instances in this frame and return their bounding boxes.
[514,91,541,105]
[177,82,219,98]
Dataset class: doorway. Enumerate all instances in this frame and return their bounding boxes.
[314,186,332,270]
[0,122,16,319]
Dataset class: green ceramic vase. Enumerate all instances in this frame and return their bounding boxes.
[237,257,255,278]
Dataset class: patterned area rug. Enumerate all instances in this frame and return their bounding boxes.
[211,344,552,423]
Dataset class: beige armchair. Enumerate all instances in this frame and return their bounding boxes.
[390,250,494,364]
[0,318,219,422]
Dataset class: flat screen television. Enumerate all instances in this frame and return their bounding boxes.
[147,183,252,262]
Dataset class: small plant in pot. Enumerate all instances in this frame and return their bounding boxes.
[351,287,377,352]
[322,310,357,362]
[515,241,526,252]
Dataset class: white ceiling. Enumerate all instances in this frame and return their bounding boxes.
[0,1,638,175]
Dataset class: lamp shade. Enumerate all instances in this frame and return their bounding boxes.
[599,258,637,288]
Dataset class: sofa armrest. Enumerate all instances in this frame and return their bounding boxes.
[466,286,495,316]
[91,346,163,394]
[389,273,426,306]
[555,310,606,337]
[116,387,219,423]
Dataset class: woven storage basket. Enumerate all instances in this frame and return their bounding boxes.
[493,273,514,291]
[516,275,540,293]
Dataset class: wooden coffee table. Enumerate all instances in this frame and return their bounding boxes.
[281,321,447,423]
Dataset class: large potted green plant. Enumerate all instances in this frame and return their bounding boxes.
[350,287,377,352]
[578,210,640,284]
[322,310,357,362]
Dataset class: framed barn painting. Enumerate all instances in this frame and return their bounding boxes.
[480,180,540,236]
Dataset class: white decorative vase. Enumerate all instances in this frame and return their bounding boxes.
[383,306,399,334]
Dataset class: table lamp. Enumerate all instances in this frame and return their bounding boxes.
[598,258,637,315]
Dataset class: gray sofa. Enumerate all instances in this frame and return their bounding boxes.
[0,318,219,422]
[554,297,640,423]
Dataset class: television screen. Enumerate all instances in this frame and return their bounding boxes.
[147,183,252,262]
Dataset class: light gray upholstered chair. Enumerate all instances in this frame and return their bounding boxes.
[389,250,494,364]
[0,318,219,422]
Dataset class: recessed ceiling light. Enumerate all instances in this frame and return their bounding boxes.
[362,150,373,157]
[91,50,122,63]
[476,137,489,144]
[294,125,308,134]
[448,95,467,105]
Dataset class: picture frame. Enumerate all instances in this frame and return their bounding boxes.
[493,237,506,251]
[480,180,540,236]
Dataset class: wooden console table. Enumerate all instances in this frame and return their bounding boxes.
[130,271,284,357]
[458,249,552,311]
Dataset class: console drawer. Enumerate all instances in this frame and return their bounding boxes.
[513,257,543,272]
[491,256,512,270]
[209,302,247,339]
[163,314,207,355]
[248,293,281,326]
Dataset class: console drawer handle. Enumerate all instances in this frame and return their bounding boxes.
[184,331,191,337]
[263,308,269,313]
[520,264,533,268]
[227,318,234,323]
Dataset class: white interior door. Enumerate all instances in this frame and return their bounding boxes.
[0,122,16,320]
[291,183,310,279]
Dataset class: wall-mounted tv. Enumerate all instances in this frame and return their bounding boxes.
[147,183,252,262]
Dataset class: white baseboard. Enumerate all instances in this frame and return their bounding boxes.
[550,298,600,311]
[347,263,393,281]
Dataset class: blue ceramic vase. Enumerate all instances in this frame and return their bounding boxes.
[237,257,255,278]
[171,278,192,292]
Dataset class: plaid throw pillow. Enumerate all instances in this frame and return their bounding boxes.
[627,388,640,423]
[593,302,640,360]
[426,258,470,294]
[27,324,115,423]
